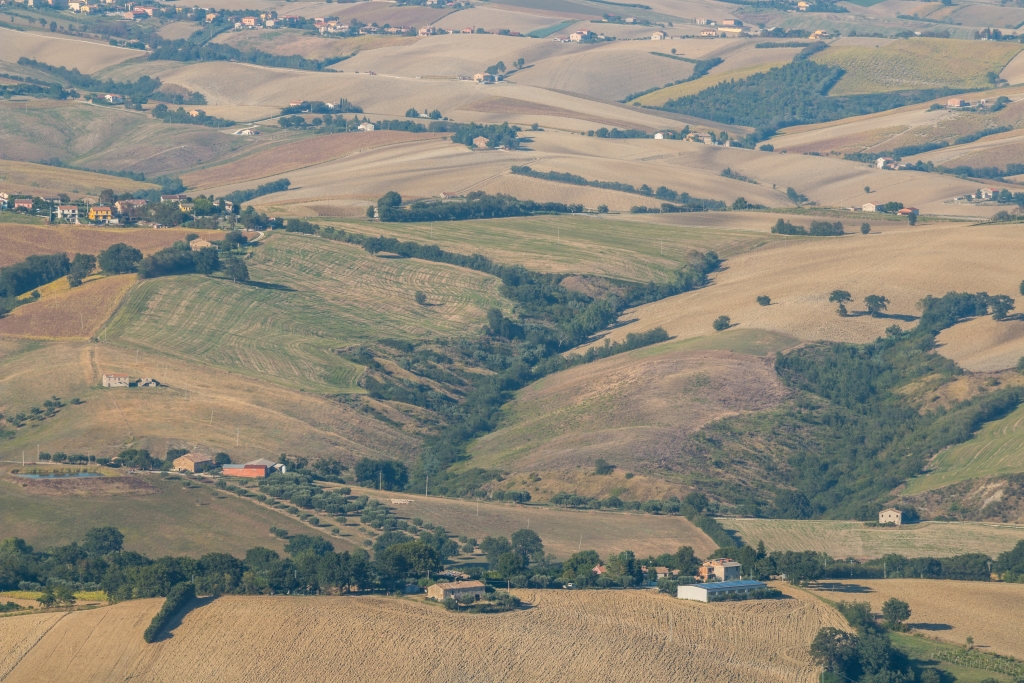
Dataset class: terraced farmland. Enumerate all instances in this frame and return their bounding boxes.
[102,233,510,392]
[904,402,1024,494]
[720,518,1024,559]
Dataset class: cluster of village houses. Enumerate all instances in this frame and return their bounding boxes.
[0,192,230,225]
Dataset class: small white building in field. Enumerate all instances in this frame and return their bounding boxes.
[102,374,130,388]
[678,580,767,602]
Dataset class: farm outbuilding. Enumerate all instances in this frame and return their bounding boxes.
[678,580,767,602]
[426,580,486,601]
[699,558,741,582]
[102,373,130,388]
[173,453,214,473]
[878,508,902,525]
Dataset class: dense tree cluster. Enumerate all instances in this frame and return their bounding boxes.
[661,59,957,130]
[771,219,845,236]
[375,191,583,222]
[17,58,160,102]
[151,104,235,128]
[148,39,345,71]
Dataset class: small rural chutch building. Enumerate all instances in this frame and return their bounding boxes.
[173,453,214,473]
[878,508,902,525]
[678,580,767,602]
[102,373,130,388]
[426,580,486,601]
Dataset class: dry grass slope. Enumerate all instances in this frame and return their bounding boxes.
[1,588,847,683]
[0,274,134,340]
[347,485,719,558]
[102,233,509,393]
[721,518,1024,559]
[823,579,1024,659]
[0,224,224,268]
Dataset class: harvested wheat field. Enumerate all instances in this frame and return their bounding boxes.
[470,346,790,474]
[1,588,846,683]
[823,580,1024,659]
[0,611,66,680]
[0,159,156,199]
[183,131,443,190]
[722,519,1024,560]
[0,28,140,73]
[347,484,720,558]
[0,224,224,268]
[935,316,1024,372]
[0,274,134,340]
[0,339,419,463]
[592,221,1024,357]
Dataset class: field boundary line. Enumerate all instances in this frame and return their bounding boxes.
[0,611,67,681]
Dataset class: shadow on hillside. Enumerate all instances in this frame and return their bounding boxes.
[909,622,953,631]
[152,596,216,643]
[242,280,295,291]
[847,311,919,322]
[814,582,874,594]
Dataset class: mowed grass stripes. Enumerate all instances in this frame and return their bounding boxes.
[103,233,510,393]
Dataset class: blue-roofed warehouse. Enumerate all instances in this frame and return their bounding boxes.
[677,580,768,602]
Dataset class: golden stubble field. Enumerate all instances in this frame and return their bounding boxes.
[0,159,156,199]
[0,28,140,72]
[823,580,1024,659]
[0,224,225,268]
[347,484,719,558]
[591,221,1024,369]
[0,588,847,683]
[0,274,134,339]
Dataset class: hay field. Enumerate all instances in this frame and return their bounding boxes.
[0,224,223,268]
[721,518,1024,560]
[182,131,440,190]
[118,59,691,131]
[935,316,1024,372]
[157,22,202,40]
[909,129,1024,172]
[0,612,65,681]
[324,211,777,283]
[1001,50,1024,85]
[0,274,134,340]
[904,402,1024,494]
[811,39,1024,95]
[102,233,508,393]
[328,33,571,79]
[431,5,562,34]
[212,30,422,61]
[348,485,719,558]
[0,159,155,198]
[0,473,340,558]
[0,339,419,463]
[823,579,1024,659]
[1,588,847,683]
[0,27,142,73]
[510,42,698,101]
[469,343,790,475]
[586,221,1024,353]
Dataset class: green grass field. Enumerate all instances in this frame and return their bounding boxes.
[325,215,775,284]
[0,473,346,557]
[891,634,1016,683]
[721,518,1024,559]
[812,39,1024,95]
[102,233,510,393]
[904,403,1024,495]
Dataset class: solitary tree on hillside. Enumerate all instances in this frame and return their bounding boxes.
[712,315,731,331]
[864,294,889,317]
[756,295,771,306]
[414,290,427,306]
[829,290,852,316]
[98,243,142,274]
[1019,280,1024,297]
[881,597,911,631]
[860,223,870,234]
[989,294,1015,320]
[223,256,249,283]
[864,186,871,194]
